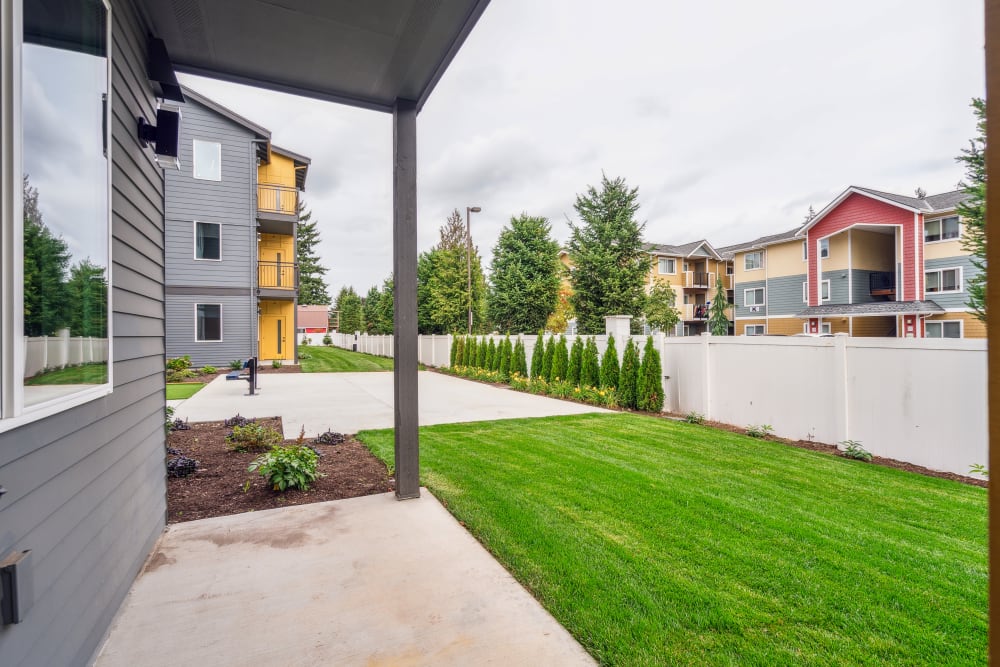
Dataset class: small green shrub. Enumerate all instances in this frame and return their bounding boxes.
[685,411,705,424]
[164,405,175,435]
[301,336,310,346]
[567,336,583,386]
[248,444,323,491]
[841,440,873,462]
[618,339,640,409]
[636,336,664,412]
[226,422,282,452]
[201,365,217,375]
[745,424,774,439]
[166,355,191,372]
[272,359,282,369]
[580,338,600,388]
[166,368,197,382]
[229,359,244,370]
[322,334,333,346]
[969,463,989,478]
[530,331,544,377]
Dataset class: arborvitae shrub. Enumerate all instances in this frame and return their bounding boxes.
[541,335,555,381]
[552,335,569,381]
[619,338,640,409]
[476,336,487,368]
[580,337,600,387]
[485,338,496,370]
[567,336,583,386]
[600,334,620,389]
[637,336,664,412]
[530,330,545,377]
[450,336,461,367]
[512,338,526,376]
[499,336,512,379]
[465,337,476,367]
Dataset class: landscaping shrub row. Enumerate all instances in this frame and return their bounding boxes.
[445,333,664,412]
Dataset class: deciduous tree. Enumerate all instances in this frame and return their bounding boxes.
[645,282,680,334]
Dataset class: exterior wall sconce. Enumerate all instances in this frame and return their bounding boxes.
[137,105,181,169]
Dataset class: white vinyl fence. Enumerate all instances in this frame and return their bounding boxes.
[326,330,987,477]
[24,329,109,378]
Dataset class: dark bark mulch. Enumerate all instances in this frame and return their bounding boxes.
[166,417,393,524]
[255,364,302,374]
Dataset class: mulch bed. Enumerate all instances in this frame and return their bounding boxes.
[166,417,393,524]
[255,364,302,374]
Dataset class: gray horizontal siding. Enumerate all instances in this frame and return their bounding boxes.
[850,269,881,304]
[166,294,256,367]
[0,2,167,666]
[764,273,806,316]
[164,218,254,287]
[821,270,850,305]
[734,279,766,318]
[925,255,980,309]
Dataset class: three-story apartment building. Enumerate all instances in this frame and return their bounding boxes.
[165,87,310,367]
[646,240,733,335]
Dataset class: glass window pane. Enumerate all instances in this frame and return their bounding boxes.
[197,304,222,341]
[924,219,941,242]
[943,322,961,338]
[196,222,221,260]
[942,269,958,291]
[925,271,940,292]
[22,0,110,407]
[925,322,941,338]
[193,140,222,181]
[820,239,829,258]
[822,281,830,300]
[942,217,959,240]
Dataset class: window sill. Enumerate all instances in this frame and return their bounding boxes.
[924,237,961,245]
[0,384,112,435]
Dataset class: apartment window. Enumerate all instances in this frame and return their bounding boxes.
[821,280,831,301]
[745,325,765,336]
[802,240,808,261]
[821,322,832,335]
[193,139,222,181]
[658,257,676,274]
[194,222,222,260]
[819,238,830,259]
[802,282,808,303]
[3,0,113,418]
[925,216,960,243]
[745,251,763,270]
[683,262,689,272]
[925,321,962,338]
[196,304,223,341]
[925,268,961,294]
[744,287,765,307]
[726,263,734,275]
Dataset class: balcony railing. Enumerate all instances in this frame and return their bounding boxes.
[683,271,713,288]
[258,261,298,290]
[869,271,896,297]
[682,304,709,320]
[257,183,298,216]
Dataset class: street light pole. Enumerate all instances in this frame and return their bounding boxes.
[466,206,481,334]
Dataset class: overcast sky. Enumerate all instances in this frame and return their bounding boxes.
[179,0,985,298]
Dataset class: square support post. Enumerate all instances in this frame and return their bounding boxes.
[392,99,420,500]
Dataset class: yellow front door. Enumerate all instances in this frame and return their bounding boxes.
[260,315,289,360]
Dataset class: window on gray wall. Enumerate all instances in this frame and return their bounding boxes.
[195,222,221,260]
[193,139,222,181]
[196,304,222,341]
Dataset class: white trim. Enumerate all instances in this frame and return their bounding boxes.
[797,186,923,236]
[744,324,766,336]
[913,213,920,299]
[819,237,830,259]
[924,266,963,295]
[923,215,962,244]
[924,319,963,339]
[820,322,832,335]
[192,138,222,181]
[847,229,853,305]
[657,257,676,275]
[802,281,808,303]
[802,240,807,261]
[195,303,224,342]
[743,287,765,307]
[744,251,764,271]
[821,279,831,302]
[193,220,223,261]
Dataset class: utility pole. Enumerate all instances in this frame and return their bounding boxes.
[466,205,481,334]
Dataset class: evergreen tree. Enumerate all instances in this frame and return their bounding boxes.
[486,338,497,370]
[488,214,561,334]
[476,335,487,368]
[334,286,363,333]
[541,335,556,381]
[66,260,108,337]
[600,335,620,390]
[371,276,394,335]
[417,209,487,333]
[619,338,640,409]
[957,98,986,322]
[450,336,460,367]
[295,201,331,305]
[23,177,70,337]
[567,336,583,386]
[499,336,512,380]
[467,337,478,367]
[513,338,527,376]
[552,335,569,381]
[580,337,600,388]
[637,336,664,412]
[363,285,380,333]
[645,282,680,334]
[567,174,649,333]
[530,331,545,378]
[709,277,730,336]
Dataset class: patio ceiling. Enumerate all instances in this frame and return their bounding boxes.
[135,0,491,112]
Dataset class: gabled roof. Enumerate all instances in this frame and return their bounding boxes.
[798,186,972,235]
[716,227,801,259]
[645,239,723,261]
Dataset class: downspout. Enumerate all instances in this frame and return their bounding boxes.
[250,140,267,364]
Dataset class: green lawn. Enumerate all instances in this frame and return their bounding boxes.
[358,413,987,666]
[166,382,206,400]
[298,345,395,372]
[25,362,107,385]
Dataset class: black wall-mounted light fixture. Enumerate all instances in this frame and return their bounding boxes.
[147,36,185,103]
[138,106,181,169]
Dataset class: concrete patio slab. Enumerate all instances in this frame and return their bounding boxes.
[175,371,608,437]
[95,491,596,667]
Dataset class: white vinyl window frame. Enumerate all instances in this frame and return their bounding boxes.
[744,287,765,307]
[744,251,763,271]
[802,281,808,303]
[925,320,963,339]
[819,238,830,259]
[658,257,676,274]
[924,216,961,244]
[802,240,808,261]
[192,139,222,181]
[821,279,831,301]
[745,324,765,336]
[820,322,832,335]
[924,267,963,294]
[194,303,224,342]
[193,220,222,261]
[0,0,114,429]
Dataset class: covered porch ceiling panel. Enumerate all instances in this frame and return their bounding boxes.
[136,0,490,111]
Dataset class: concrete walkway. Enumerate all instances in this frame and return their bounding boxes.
[175,371,607,437]
[95,491,596,666]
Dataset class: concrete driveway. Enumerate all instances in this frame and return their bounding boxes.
[174,371,607,436]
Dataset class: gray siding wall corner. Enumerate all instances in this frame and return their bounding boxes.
[763,273,807,316]
[166,294,256,367]
[0,2,167,666]
[924,255,980,309]
[734,279,766,318]
[821,270,850,305]
[850,269,880,305]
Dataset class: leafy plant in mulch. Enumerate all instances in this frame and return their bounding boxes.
[229,359,244,370]
[248,444,324,491]
[841,440,873,462]
[314,431,346,445]
[165,406,190,433]
[684,411,705,425]
[166,447,198,477]
[745,424,774,439]
[224,414,254,428]
[226,422,282,452]
[166,355,197,382]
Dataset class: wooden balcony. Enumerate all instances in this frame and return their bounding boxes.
[257,183,298,216]
[683,271,714,289]
[258,261,298,291]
